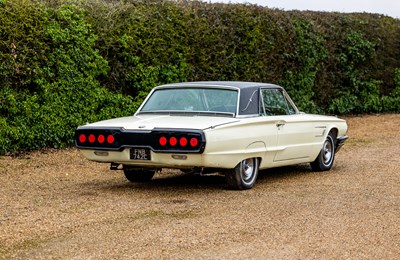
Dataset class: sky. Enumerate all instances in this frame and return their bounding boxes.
[206,0,400,18]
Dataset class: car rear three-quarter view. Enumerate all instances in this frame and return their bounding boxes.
[75,81,348,190]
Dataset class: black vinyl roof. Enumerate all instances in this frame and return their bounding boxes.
[156,81,285,116]
[160,81,281,90]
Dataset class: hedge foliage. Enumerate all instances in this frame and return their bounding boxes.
[1,0,400,154]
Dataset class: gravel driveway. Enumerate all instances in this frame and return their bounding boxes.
[1,114,399,259]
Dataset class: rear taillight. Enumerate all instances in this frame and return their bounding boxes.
[179,137,188,147]
[190,137,198,147]
[107,135,115,144]
[77,133,115,145]
[79,134,86,143]
[89,134,96,143]
[169,137,177,146]
[98,135,105,144]
[158,135,200,148]
[159,136,167,146]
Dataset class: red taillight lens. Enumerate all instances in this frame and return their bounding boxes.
[89,134,96,143]
[190,137,198,147]
[107,135,115,144]
[79,134,86,143]
[169,137,177,146]
[179,137,188,147]
[98,135,105,144]
[159,136,167,146]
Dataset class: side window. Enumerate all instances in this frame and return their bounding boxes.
[260,89,296,116]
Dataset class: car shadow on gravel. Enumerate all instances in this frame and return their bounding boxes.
[106,174,227,192]
[82,164,316,193]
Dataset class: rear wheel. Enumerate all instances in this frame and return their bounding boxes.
[225,158,259,190]
[310,132,335,171]
[123,167,155,182]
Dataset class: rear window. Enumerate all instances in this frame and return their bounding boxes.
[140,88,238,114]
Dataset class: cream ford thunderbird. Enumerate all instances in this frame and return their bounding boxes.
[75,82,348,189]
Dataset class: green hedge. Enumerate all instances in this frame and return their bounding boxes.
[1,0,400,154]
[0,1,136,154]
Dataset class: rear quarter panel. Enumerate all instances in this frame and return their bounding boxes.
[202,117,279,169]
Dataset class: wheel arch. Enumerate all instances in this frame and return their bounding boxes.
[311,127,338,162]
[329,127,339,139]
[245,141,265,166]
[327,127,340,150]
[310,129,336,171]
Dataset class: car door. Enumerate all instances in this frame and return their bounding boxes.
[260,88,316,163]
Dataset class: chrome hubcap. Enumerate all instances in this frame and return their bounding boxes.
[241,159,255,182]
[323,139,333,165]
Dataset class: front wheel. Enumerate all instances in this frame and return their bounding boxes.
[123,167,156,182]
[310,132,335,171]
[225,158,259,190]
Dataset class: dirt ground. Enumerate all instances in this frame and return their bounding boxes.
[1,114,399,259]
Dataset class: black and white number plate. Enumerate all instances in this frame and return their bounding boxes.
[130,148,151,161]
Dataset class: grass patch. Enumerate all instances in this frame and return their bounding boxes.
[139,210,165,219]
[346,138,375,147]
[0,238,49,259]
[130,210,197,221]
[167,210,197,220]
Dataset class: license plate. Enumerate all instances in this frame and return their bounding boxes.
[130,148,151,161]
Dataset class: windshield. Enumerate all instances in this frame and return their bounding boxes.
[139,87,238,115]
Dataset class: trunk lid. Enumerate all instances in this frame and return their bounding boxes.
[80,114,239,131]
